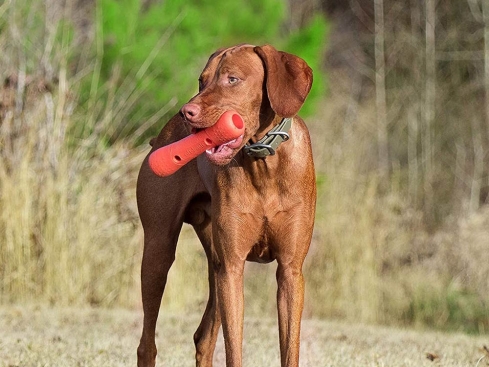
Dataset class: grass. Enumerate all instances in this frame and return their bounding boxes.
[303,100,489,332]
[0,0,144,307]
[1,0,489,334]
[0,75,144,306]
[1,305,488,367]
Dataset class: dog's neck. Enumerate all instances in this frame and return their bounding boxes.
[244,117,292,158]
[250,113,282,143]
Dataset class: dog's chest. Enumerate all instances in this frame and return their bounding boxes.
[246,219,275,263]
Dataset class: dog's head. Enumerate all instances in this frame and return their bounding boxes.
[180,44,313,165]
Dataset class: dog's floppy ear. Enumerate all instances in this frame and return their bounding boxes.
[254,45,313,118]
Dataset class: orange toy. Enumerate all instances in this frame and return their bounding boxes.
[149,111,245,177]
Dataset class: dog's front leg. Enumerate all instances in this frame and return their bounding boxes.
[192,214,222,367]
[212,215,249,367]
[274,207,314,367]
[276,262,305,367]
[217,257,245,367]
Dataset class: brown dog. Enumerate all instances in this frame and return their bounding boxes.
[136,44,316,367]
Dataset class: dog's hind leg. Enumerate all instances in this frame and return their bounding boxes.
[136,158,188,367]
[137,226,181,367]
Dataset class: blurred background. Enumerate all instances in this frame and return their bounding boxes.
[1,0,488,334]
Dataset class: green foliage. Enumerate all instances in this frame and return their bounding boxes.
[281,15,329,116]
[90,0,328,142]
[99,0,140,72]
[407,283,489,334]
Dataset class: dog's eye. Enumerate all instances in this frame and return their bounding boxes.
[198,78,204,91]
[228,76,239,85]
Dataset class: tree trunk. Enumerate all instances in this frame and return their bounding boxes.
[374,0,389,178]
[483,0,489,190]
[424,0,436,216]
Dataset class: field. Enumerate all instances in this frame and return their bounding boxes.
[1,3,489,365]
[1,306,488,367]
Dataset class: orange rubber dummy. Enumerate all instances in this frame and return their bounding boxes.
[149,111,245,177]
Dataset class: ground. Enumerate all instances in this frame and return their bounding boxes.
[1,306,488,367]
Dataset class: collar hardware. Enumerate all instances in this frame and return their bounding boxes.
[244,117,293,158]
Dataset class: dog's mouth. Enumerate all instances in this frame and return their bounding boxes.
[205,134,244,164]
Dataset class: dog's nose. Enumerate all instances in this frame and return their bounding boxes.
[180,103,201,122]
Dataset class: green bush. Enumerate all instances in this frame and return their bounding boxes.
[281,15,328,116]
[87,0,328,143]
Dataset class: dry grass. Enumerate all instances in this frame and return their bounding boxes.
[1,306,488,367]
[304,96,489,331]
[0,0,144,307]
[1,0,488,335]
[0,76,144,305]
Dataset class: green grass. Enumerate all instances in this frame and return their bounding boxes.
[1,306,488,367]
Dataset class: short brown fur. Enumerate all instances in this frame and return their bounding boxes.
[136,44,316,367]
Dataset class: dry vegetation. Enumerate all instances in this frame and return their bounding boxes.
[0,72,144,306]
[0,0,143,307]
[306,0,489,331]
[0,0,488,337]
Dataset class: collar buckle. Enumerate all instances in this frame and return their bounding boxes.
[244,118,293,158]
